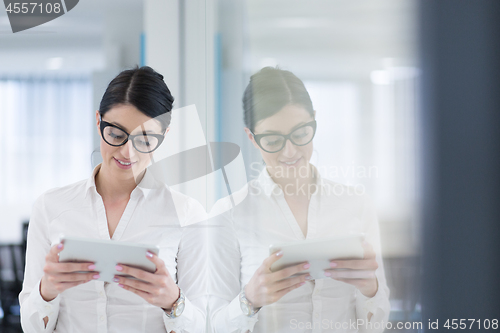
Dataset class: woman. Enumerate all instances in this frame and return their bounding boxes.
[19,66,207,333]
[209,67,390,332]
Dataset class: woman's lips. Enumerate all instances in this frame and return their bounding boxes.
[113,157,135,170]
[279,157,301,167]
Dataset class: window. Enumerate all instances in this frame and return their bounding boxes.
[0,76,92,240]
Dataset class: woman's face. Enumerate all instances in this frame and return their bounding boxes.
[245,104,315,180]
[96,104,165,181]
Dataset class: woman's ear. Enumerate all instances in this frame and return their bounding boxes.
[95,110,102,137]
[244,127,259,149]
[164,127,171,135]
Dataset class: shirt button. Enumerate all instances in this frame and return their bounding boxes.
[99,291,104,297]
[100,315,105,321]
[45,305,50,310]
[314,313,320,319]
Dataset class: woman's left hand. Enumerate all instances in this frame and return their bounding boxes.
[113,251,180,310]
[323,241,379,298]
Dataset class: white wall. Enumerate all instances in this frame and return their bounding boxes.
[143,0,218,204]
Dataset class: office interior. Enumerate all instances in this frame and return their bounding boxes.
[1,0,499,332]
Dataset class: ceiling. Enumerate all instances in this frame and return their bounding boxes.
[245,0,418,80]
[0,0,142,76]
[0,0,418,79]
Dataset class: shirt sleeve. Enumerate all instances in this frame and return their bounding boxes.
[19,194,61,332]
[163,200,209,333]
[163,296,206,333]
[207,213,259,333]
[355,194,391,333]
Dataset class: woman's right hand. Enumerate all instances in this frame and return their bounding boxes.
[244,251,311,308]
[40,242,99,302]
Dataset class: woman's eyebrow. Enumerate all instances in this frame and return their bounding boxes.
[261,121,308,134]
[109,121,128,132]
[132,129,156,135]
[109,121,155,134]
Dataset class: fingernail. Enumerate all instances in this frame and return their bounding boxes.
[324,271,332,277]
[299,282,306,286]
[146,251,153,258]
[93,274,100,279]
[57,243,63,249]
[115,265,123,271]
[113,277,119,283]
[303,263,310,269]
[330,262,337,268]
[118,284,124,288]
[88,264,96,270]
[305,275,312,280]
[276,251,283,257]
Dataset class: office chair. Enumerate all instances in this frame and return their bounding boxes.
[0,244,25,328]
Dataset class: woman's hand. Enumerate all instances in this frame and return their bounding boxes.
[244,251,311,308]
[113,251,179,310]
[324,241,379,297]
[40,242,99,302]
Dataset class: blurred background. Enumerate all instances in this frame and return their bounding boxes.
[1,0,499,331]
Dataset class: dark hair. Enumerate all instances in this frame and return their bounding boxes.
[242,67,314,132]
[98,66,174,131]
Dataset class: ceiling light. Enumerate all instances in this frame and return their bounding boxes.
[46,57,63,70]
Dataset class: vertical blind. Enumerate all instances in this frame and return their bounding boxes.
[0,76,93,206]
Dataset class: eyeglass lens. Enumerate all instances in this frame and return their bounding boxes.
[259,124,315,152]
[102,126,160,152]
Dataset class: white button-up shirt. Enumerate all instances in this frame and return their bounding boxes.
[19,164,208,333]
[208,167,390,333]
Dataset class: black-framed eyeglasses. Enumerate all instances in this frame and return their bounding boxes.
[99,117,165,153]
[251,120,317,153]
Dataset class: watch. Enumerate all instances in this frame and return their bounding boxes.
[164,288,185,319]
[239,286,261,317]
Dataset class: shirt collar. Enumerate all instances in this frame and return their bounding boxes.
[84,164,156,200]
[257,166,280,197]
[257,164,326,197]
[84,164,101,199]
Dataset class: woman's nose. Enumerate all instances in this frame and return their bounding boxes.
[281,139,297,158]
[119,140,135,159]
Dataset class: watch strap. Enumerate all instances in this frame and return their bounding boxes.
[164,288,185,319]
[239,286,261,317]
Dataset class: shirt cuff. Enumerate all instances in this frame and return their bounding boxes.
[355,281,390,326]
[28,279,61,329]
[163,296,202,333]
[225,295,259,333]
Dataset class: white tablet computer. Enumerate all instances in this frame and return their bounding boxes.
[269,234,364,280]
[58,236,160,282]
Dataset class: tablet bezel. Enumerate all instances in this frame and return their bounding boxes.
[269,234,365,280]
[58,236,160,283]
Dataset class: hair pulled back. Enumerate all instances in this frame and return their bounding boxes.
[242,67,314,132]
[99,65,174,130]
